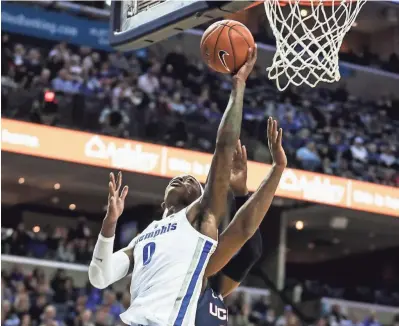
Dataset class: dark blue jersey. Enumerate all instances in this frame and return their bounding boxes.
[195,194,262,326]
[196,284,228,326]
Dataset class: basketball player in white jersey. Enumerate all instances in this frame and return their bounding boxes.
[88,46,257,326]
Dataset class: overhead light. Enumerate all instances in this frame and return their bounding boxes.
[18,177,25,184]
[33,226,40,233]
[295,220,304,230]
[54,183,61,190]
[332,238,340,244]
[51,197,59,204]
[353,21,358,27]
[69,204,76,211]
[300,9,308,17]
[308,242,315,249]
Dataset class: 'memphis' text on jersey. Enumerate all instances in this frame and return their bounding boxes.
[133,222,177,246]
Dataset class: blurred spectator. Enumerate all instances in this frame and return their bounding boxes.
[251,295,269,324]
[296,142,321,171]
[350,137,368,164]
[39,305,60,326]
[138,66,160,95]
[276,306,295,326]
[51,69,81,94]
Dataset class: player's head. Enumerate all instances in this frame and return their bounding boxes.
[162,175,203,214]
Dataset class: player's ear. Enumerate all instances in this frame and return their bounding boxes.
[161,202,165,210]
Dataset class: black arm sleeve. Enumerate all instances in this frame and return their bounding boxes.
[220,194,263,283]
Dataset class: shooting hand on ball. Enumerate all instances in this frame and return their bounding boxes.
[234,44,257,82]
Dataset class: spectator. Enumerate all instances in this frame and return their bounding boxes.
[13,293,31,319]
[2,300,20,326]
[56,240,76,262]
[76,310,95,326]
[169,92,187,115]
[99,106,130,138]
[39,305,59,326]
[32,68,51,89]
[251,295,269,324]
[276,306,295,326]
[296,142,321,171]
[102,290,123,320]
[51,69,81,94]
[74,217,91,240]
[363,312,382,326]
[4,223,30,256]
[380,145,396,167]
[138,66,160,95]
[264,309,276,326]
[350,137,368,163]
[20,314,32,326]
[94,309,112,326]
[29,295,48,325]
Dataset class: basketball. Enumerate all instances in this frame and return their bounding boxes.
[200,20,255,74]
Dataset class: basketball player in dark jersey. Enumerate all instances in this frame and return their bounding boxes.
[196,117,287,325]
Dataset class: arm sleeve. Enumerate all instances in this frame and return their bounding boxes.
[88,234,131,289]
[221,194,263,282]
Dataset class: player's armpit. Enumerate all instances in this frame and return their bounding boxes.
[204,227,245,277]
[205,222,263,279]
[218,274,240,298]
[122,247,135,275]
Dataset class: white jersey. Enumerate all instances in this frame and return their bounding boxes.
[120,207,217,326]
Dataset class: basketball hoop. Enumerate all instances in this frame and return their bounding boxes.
[263,0,367,91]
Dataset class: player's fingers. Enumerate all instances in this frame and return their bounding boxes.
[252,44,258,63]
[277,128,283,146]
[110,172,116,187]
[274,120,279,142]
[120,186,129,201]
[109,181,115,198]
[237,139,242,157]
[246,47,253,63]
[267,117,273,140]
[116,171,122,192]
[235,140,241,154]
[242,145,248,164]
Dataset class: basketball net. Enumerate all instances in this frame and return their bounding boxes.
[263,0,367,91]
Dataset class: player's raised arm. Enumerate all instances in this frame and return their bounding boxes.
[205,118,287,278]
[88,172,133,289]
[193,46,257,231]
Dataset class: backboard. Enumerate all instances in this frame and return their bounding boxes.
[109,0,256,51]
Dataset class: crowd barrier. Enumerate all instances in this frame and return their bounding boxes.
[2,118,398,216]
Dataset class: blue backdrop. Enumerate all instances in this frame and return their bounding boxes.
[1,3,112,51]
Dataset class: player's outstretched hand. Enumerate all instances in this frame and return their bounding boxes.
[106,171,129,222]
[230,140,248,196]
[234,44,257,82]
[267,117,287,168]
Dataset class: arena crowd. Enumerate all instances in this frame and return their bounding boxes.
[2,220,399,326]
[1,34,398,187]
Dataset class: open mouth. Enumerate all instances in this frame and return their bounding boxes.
[170,181,183,187]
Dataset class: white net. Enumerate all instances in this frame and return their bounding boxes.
[264,0,367,91]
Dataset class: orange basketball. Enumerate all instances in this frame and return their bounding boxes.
[200,20,255,74]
